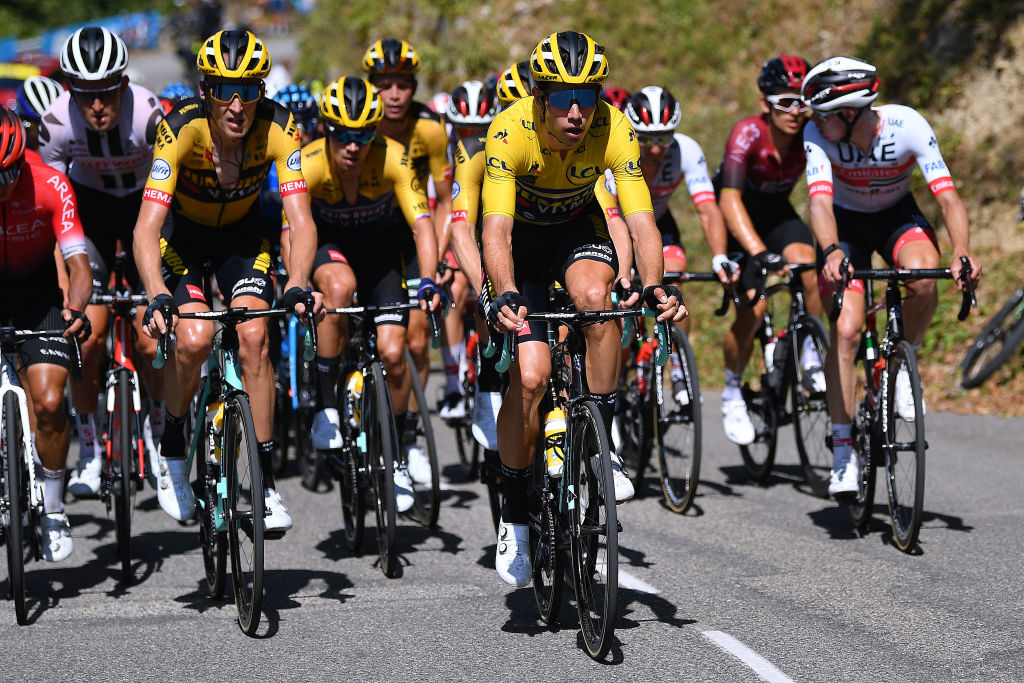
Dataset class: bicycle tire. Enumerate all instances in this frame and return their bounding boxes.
[960,289,1024,388]
[453,421,480,480]
[482,448,502,534]
[296,408,324,491]
[4,391,27,624]
[338,438,365,554]
[739,335,778,482]
[406,348,440,528]
[883,341,926,552]
[848,359,877,530]
[271,378,290,477]
[791,316,832,498]
[224,393,264,635]
[620,359,653,496]
[194,396,226,599]
[569,400,618,661]
[529,450,563,624]
[655,326,702,513]
[112,368,136,583]
[366,362,398,578]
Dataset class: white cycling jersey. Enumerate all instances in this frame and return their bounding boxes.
[602,132,715,219]
[37,84,164,197]
[803,103,955,213]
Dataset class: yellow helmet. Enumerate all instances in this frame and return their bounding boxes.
[319,77,383,128]
[530,31,608,86]
[196,30,271,79]
[362,38,420,75]
[496,60,535,108]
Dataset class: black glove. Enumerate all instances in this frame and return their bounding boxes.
[66,307,91,340]
[281,286,315,314]
[494,290,528,319]
[751,250,785,273]
[143,293,177,328]
[643,284,683,310]
[614,277,641,305]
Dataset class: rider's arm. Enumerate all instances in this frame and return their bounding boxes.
[133,199,173,300]
[480,116,520,296]
[805,132,845,288]
[594,171,633,281]
[717,121,768,255]
[390,138,441,285]
[481,212,516,297]
[272,114,314,293]
[64,253,92,314]
[448,138,485,287]
[719,188,767,255]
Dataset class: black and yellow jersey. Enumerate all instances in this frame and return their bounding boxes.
[451,133,486,226]
[284,135,430,233]
[142,96,307,227]
[481,97,652,226]
[394,101,451,185]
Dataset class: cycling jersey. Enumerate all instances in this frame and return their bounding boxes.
[481,97,652,226]
[804,104,955,213]
[596,132,715,221]
[37,84,164,197]
[398,101,452,186]
[142,96,307,227]
[451,133,486,226]
[715,114,805,199]
[1,156,87,279]
[293,134,430,234]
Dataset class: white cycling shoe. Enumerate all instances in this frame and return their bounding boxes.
[722,398,756,445]
[828,455,860,498]
[67,453,101,498]
[895,367,926,423]
[495,519,531,587]
[41,512,73,562]
[155,456,195,521]
[264,488,293,536]
[405,443,432,485]
[393,466,415,513]
[609,452,634,502]
[312,408,343,449]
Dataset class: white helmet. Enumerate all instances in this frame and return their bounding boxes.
[801,56,880,113]
[625,86,682,135]
[60,26,129,81]
[16,76,63,122]
[446,80,497,127]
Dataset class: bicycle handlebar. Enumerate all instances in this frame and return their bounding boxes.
[0,326,82,380]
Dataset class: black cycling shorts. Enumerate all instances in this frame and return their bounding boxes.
[313,243,409,327]
[0,271,72,370]
[727,198,814,293]
[819,193,938,271]
[73,183,143,290]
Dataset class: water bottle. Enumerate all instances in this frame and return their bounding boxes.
[544,407,567,478]
[345,370,363,427]
[207,400,224,462]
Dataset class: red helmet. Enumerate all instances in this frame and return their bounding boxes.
[0,106,27,179]
[758,54,809,94]
[601,86,630,111]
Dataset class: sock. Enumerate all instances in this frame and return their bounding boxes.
[670,352,684,383]
[403,411,419,448]
[77,412,101,458]
[441,343,465,396]
[316,354,342,410]
[500,463,532,525]
[723,368,743,402]
[148,399,166,439]
[832,423,853,469]
[160,411,187,460]
[42,467,65,514]
[258,440,276,490]
[476,342,503,392]
[591,391,617,442]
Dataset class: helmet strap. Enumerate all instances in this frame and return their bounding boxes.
[840,107,865,144]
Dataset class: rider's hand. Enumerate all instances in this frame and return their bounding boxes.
[821,249,851,291]
[951,250,982,291]
[436,261,455,286]
[614,276,641,308]
[494,290,528,333]
[751,250,785,274]
[62,306,91,340]
[643,285,687,323]
[417,277,444,312]
[142,293,178,338]
[711,254,740,285]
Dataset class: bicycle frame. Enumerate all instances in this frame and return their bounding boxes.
[0,357,40,518]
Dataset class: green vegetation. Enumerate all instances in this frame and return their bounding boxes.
[0,0,175,39]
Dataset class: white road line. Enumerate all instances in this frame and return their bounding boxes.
[701,631,795,683]
[594,551,660,594]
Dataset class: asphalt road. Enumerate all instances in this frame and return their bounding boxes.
[1,385,1021,681]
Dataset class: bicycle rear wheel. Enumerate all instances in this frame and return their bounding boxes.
[4,392,27,624]
[112,369,137,583]
[406,349,440,528]
[739,333,778,481]
[337,443,365,554]
[529,452,563,624]
[617,359,652,496]
[791,316,832,498]
[296,408,324,491]
[568,400,618,661]
[224,393,264,635]
[272,375,290,477]
[960,289,1024,388]
[883,341,926,552]
[366,362,398,578]
[655,326,702,513]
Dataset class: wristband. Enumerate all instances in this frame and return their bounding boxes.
[822,243,842,259]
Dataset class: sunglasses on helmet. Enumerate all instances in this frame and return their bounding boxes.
[0,162,23,186]
[544,87,599,111]
[327,124,377,146]
[766,94,809,113]
[71,82,122,104]
[205,81,264,104]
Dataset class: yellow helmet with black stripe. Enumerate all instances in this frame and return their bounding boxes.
[530,31,608,86]
[196,30,271,79]
[362,38,420,75]
[319,77,383,128]
[496,60,535,108]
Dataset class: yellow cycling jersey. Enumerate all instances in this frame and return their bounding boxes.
[481,97,651,226]
[142,97,307,227]
[284,135,430,232]
[395,101,452,185]
[451,133,486,226]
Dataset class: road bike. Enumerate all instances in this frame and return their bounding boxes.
[960,284,1024,388]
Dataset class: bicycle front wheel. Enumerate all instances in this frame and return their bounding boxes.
[224,393,264,635]
[406,348,440,528]
[112,369,137,583]
[4,392,27,624]
[529,451,563,624]
[883,341,926,552]
[655,326,702,513]
[791,316,832,498]
[960,289,1024,388]
[365,362,398,578]
[568,400,618,661]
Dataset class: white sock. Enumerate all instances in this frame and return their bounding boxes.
[442,343,465,396]
[42,467,65,514]
[148,399,166,439]
[77,412,101,459]
[722,368,743,402]
[832,423,853,469]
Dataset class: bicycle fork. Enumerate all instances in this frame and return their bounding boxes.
[0,366,40,520]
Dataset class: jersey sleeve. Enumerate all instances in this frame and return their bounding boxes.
[270,112,308,199]
[719,118,761,191]
[422,118,453,185]
[803,123,834,199]
[903,107,955,197]
[387,141,433,226]
[605,114,653,217]
[594,169,620,219]
[481,114,520,219]
[675,134,716,206]
[451,138,486,225]
[42,168,87,261]
[36,95,71,175]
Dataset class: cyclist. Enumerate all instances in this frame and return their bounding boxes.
[134,29,320,532]
[159,82,196,114]
[0,106,92,561]
[436,80,499,422]
[15,76,64,151]
[713,54,824,446]
[39,26,167,498]
[600,86,630,112]
[801,56,980,496]
[482,31,683,586]
[362,38,451,467]
[303,76,441,509]
[599,85,734,405]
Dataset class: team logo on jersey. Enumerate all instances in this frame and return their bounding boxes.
[287,150,302,172]
[150,159,172,181]
[451,180,461,200]
[492,129,508,143]
[565,164,601,185]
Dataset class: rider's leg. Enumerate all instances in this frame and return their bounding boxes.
[893,240,941,346]
[440,270,469,417]
[313,262,355,411]
[823,282,866,495]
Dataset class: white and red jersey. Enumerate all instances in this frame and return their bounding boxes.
[1,156,87,278]
[37,83,164,197]
[803,104,955,213]
[601,132,715,220]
